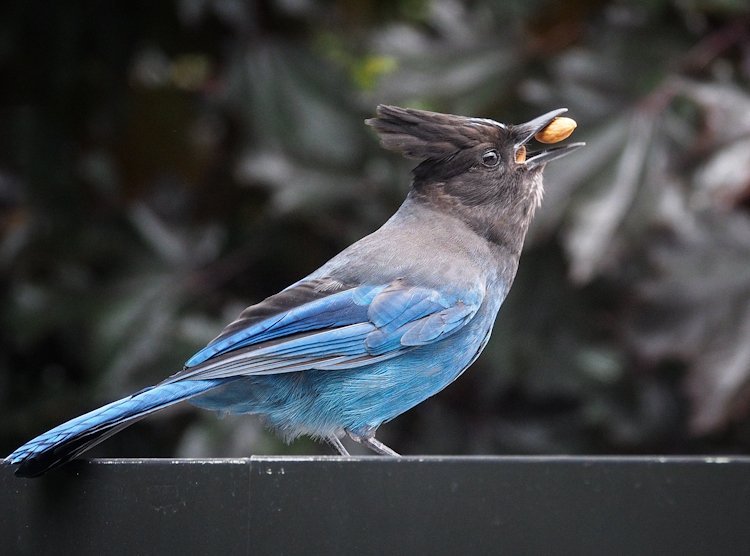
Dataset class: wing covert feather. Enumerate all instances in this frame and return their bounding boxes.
[172,277,484,383]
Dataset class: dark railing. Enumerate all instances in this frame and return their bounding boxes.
[3,456,750,556]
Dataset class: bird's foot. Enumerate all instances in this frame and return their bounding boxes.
[345,429,400,456]
[326,435,350,456]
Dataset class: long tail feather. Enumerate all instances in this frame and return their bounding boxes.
[4,379,225,478]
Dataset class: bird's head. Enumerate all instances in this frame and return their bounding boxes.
[366,105,583,250]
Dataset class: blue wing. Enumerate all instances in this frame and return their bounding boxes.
[167,277,483,383]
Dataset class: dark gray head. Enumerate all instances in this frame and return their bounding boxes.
[366,105,583,253]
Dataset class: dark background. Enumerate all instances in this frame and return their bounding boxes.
[3,0,750,460]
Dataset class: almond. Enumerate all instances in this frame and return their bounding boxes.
[534,117,577,144]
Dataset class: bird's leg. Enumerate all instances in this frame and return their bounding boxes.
[326,435,350,456]
[345,429,400,456]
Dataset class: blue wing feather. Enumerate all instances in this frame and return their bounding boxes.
[400,303,475,345]
[186,283,387,367]
[173,278,483,383]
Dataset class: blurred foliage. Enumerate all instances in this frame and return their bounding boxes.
[3,0,750,459]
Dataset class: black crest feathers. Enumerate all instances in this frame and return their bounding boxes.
[366,105,505,162]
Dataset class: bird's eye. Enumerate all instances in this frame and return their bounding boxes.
[481,149,500,168]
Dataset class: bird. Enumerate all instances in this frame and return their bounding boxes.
[4,105,582,477]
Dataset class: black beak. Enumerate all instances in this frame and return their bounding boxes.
[514,108,584,169]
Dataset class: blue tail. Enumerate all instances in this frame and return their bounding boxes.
[4,379,226,478]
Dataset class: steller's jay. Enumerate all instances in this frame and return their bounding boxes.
[5,105,582,477]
